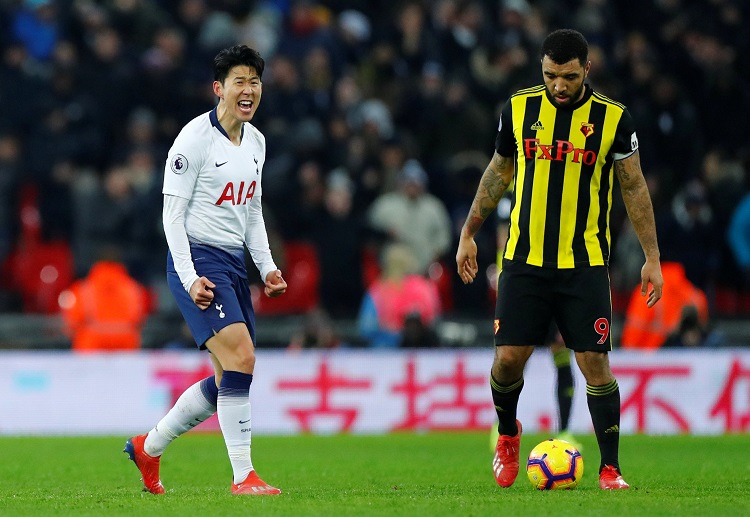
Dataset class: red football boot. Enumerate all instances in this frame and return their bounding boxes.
[231,471,282,495]
[599,465,630,490]
[124,434,165,494]
[492,419,522,488]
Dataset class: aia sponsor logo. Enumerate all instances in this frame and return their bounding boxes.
[523,139,597,165]
[216,180,256,205]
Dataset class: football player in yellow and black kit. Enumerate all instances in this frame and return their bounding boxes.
[489,197,581,453]
[456,29,663,490]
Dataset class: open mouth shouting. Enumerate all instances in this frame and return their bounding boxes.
[238,99,254,115]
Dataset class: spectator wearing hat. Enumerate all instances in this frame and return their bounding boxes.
[366,159,452,275]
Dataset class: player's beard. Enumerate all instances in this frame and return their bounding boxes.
[549,83,586,108]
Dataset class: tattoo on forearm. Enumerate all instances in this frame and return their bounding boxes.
[614,160,630,184]
[616,156,660,259]
[464,154,512,235]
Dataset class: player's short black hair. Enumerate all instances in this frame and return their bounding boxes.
[213,45,265,83]
[541,29,589,66]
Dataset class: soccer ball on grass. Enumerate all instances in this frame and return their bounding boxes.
[526,438,583,490]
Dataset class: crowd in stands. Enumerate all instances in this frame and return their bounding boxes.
[1,0,749,348]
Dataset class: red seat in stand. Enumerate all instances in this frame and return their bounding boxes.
[253,241,320,315]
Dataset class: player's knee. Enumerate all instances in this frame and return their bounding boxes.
[493,348,529,379]
[575,351,613,383]
[234,347,256,373]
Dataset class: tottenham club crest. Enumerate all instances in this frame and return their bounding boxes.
[170,154,188,174]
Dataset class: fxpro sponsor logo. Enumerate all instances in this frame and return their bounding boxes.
[523,139,597,165]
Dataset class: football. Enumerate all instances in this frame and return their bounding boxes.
[526,438,584,490]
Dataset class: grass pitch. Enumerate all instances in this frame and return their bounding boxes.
[0,432,747,516]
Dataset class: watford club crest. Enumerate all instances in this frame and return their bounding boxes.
[580,122,595,138]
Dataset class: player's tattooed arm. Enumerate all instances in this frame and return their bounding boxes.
[615,150,660,261]
[616,150,663,306]
[462,152,514,237]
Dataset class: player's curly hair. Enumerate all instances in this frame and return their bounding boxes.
[541,29,588,66]
[213,45,265,83]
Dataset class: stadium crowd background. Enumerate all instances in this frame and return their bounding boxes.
[1,0,749,348]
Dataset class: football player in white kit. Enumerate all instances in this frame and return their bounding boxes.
[125,45,287,496]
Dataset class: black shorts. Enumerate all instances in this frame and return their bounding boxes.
[494,259,612,352]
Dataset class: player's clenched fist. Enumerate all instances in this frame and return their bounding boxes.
[189,276,215,309]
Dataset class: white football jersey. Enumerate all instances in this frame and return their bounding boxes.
[163,109,266,249]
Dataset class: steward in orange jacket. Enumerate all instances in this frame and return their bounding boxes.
[620,261,708,349]
[60,261,149,352]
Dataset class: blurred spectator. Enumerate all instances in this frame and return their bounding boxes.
[656,180,720,291]
[287,308,342,351]
[106,0,170,52]
[72,165,137,277]
[112,107,166,164]
[257,53,316,154]
[400,311,440,348]
[620,261,709,350]
[59,250,150,352]
[0,131,21,265]
[302,45,336,117]
[78,26,137,144]
[11,0,60,62]
[274,159,326,239]
[701,148,746,289]
[387,2,439,79]
[26,66,104,239]
[420,75,495,167]
[367,159,452,275]
[727,190,750,288]
[661,305,723,348]
[332,9,372,70]
[125,147,166,285]
[311,169,365,318]
[436,0,487,78]
[357,243,440,348]
[276,0,335,61]
[0,43,38,133]
[648,75,704,187]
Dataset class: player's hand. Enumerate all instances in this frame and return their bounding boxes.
[264,269,287,298]
[641,258,663,308]
[190,276,215,310]
[456,236,479,284]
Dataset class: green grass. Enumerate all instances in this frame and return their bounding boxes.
[0,433,748,516]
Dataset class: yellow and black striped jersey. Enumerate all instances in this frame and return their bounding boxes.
[495,85,638,268]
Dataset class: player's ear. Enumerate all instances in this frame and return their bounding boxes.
[212,80,223,99]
